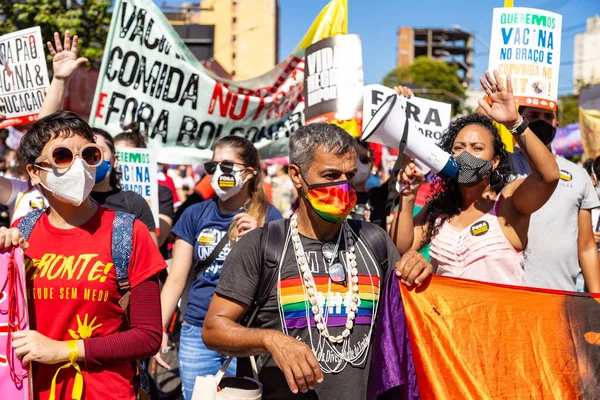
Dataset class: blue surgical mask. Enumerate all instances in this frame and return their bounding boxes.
[95,160,112,184]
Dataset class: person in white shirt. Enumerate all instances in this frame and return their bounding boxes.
[505,106,600,293]
[0,122,48,223]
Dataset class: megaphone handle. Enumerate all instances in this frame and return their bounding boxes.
[395,167,423,193]
[384,108,411,215]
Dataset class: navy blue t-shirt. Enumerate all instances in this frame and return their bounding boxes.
[172,198,282,326]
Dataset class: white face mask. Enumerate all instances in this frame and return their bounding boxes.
[355,159,371,185]
[210,165,252,201]
[38,158,96,206]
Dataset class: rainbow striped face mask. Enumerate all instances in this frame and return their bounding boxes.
[303,179,357,224]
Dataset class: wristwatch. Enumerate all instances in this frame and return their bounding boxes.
[509,116,529,135]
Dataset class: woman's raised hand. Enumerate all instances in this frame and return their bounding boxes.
[478,70,521,129]
[47,31,88,81]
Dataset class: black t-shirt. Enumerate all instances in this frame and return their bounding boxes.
[350,182,389,231]
[158,185,175,220]
[90,188,156,231]
[215,222,400,400]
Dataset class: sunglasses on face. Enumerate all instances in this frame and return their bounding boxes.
[35,144,103,169]
[204,160,247,175]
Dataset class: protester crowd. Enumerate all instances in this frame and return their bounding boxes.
[0,30,598,400]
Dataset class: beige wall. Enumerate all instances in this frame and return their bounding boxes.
[574,16,600,91]
[198,0,278,81]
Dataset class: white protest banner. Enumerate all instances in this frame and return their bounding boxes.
[303,34,363,138]
[0,27,49,128]
[116,147,159,229]
[363,84,452,143]
[488,7,562,111]
[90,0,348,165]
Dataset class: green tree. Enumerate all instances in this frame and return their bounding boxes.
[558,94,579,126]
[0,0,111,68]
[382,57,467,113]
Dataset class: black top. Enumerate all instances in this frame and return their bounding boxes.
[350,181,390,231]
[158,185,175,221]
[90,188,156,231]
[216,225,400,400]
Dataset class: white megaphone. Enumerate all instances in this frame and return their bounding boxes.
[362,94,459,180]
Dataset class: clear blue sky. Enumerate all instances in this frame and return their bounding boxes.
[159,0,600,96]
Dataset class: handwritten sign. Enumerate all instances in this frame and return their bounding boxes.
[488,7,562,111]
[0,27,49,128]
[115,147,159,228]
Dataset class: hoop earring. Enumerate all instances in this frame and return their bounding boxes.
[489,169,505,189]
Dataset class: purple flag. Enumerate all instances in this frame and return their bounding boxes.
[368,274,420,400]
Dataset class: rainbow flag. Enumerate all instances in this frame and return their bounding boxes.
[279,275,379,329]
[369,275,600,399]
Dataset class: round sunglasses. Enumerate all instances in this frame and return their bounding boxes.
[35,144,104,169]
[204,160,247,175]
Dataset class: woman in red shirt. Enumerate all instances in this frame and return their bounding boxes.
[0,110,165,399]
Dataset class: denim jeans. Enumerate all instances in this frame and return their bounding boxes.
[178,321,237,399]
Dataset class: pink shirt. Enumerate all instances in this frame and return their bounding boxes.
[429,197,525,285]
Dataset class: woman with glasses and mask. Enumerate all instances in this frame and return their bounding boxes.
[90,128,159,244]
[153,136,282,399]
[392,71,560,287]
[0,111,165,399]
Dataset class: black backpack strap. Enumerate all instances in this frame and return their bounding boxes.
[347,219,389,271]
[17,209,45,240]
[252,218,288,316]
[237,218,288,379]
[194,222,232,280]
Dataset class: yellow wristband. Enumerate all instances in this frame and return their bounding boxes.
[66,340,78,364]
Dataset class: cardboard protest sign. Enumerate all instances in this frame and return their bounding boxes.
[0,248,30,400]
[303,34,363,138]
[363,84,452,175]
[116,147,159,229]
[90,0,348,165]
[0,27,49,129]
[488,7,562,111]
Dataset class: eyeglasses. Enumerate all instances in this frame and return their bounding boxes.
[35,144,103,169]
[359,155,372,165]
[204,160,247,175]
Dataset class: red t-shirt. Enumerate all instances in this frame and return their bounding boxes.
[16,207,165,400]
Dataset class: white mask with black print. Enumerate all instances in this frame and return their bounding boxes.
[37,158,96,206]
[210,165,254,201]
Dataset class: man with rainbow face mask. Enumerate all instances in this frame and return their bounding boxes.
[203,123,431,399]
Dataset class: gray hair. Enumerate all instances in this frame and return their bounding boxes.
[289,123,357,174]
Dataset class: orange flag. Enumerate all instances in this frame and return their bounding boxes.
[400,276,600,399]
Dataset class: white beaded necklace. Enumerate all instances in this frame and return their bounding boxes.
[289,214,359,343]
[276,214,380,374]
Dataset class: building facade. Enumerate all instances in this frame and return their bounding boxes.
[193,0,279,81]
[397,27,474,88]
[574,16,600,92]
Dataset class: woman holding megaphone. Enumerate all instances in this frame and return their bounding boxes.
[392,70,559,286]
